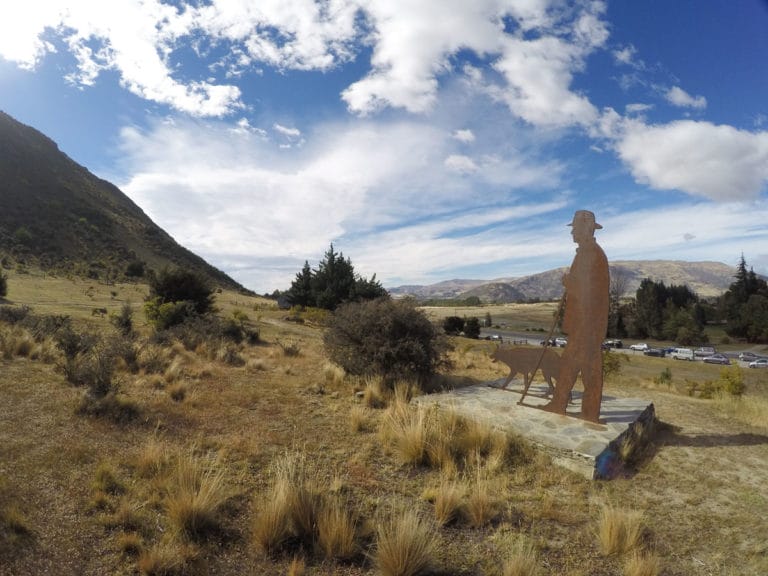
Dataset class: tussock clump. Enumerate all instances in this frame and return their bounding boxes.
[137,540,199,576]
[137,438,170,478]
[117,532,144,557]
[598,503,646,556]
[363,376,390,409]
[246,357,269,372]
[92,462,125,496]
[165,450,230,541]
[623,551,662,576]
[502,538,540,576]
[323,362,346,385]
[380,402,430,466]
[349,405,370,433]
[431,478,465,527]
[316,496,359,560]
[167,382,188,403]
[375,507,438,576]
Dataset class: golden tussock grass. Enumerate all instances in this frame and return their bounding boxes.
[349,405,370,433]
[623,551,662,576]
[363,376,390,408]
[251,490,292,556]
[597,503,645,556]
[287,555,306,576]
[165,450,230,540]
[137,540,199,576]
[116,531,144,557]
[502,538,540,576]
[136,438,171,478]
[380,402,429,466]
[246,357,269,372]
[167,381,188,402]
[375,507,439,576]
[431,478,465,527]
[92,461,124,495]
[316,495,358,560]
[464,477,499,528]
[104,499,145,531]
[323,362,346,386]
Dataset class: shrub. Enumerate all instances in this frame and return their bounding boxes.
[718,365,745,396]
[0,272,7,299]
[375,508,438,576]
[148,268,215,315]
[443,316,465,335]
[464,317,481,339]
[653,367,672,387]
[110,302,134,336]
[324,298,450,386]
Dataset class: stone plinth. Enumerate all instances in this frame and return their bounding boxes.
[414,379,656,480]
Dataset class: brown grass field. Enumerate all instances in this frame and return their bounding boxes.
[1,269,768,575]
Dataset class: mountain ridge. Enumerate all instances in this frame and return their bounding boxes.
[0,111,249,292]
[389,260,738,302]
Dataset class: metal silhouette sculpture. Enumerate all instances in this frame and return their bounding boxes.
[543,210,609,423]
[490,346,560,397]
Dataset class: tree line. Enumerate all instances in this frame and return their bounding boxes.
[607,255,768,344]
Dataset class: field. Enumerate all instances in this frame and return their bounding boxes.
[1,269,768,575]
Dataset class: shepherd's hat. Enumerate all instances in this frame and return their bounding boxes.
[567,210,602,229]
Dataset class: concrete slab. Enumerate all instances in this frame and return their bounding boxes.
[414,379,655,480]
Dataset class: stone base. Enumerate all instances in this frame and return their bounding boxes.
[414,379,656,480]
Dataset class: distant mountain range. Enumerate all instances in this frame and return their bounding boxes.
[0,111,248,292]
[389,260,738,302]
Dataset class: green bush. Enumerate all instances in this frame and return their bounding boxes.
[464,317,481,339]
[442,316,465,335]
[719,365,745,397]
[110,302,134,336]
[144,299,196,331]
[324,298,450,386]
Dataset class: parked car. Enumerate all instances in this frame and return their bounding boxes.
[748,359,768,369]
[602,339,623,349]
[670,348,695,361]
[739,352,760,361]
[643,348,666,357]
[629,343,649,351]
[703,353,730,365]
[694,346,716,358]
[554,337,567,347]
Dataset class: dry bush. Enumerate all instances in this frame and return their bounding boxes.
[316,496,358,560]
[432,478,465,527]
[624,551,662,576]
[375,507,438,576]
[502,538,540,576]
[215,343,245,366]
[598,504,645,556]
[349,405,370,433]
[165,450,229,540]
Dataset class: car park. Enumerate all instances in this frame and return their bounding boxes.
[643,348,666,357]
[670,348,695,361]
[748,359,768,369]
[703,353,730,365]
[629,343,649,351]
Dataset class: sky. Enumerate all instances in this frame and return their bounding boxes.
[1,0,767,294]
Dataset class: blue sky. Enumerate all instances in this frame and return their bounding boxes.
[1,0,767,293]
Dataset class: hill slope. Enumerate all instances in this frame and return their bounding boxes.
[0,111,247,291]
[390,260,736,302]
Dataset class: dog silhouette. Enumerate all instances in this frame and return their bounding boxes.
[490,346,560,397]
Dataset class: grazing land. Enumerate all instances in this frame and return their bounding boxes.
[1,269,767,576]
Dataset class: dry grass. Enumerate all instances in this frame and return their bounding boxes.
[623,551,662,576]
[502,538,540,576]
[712,393,768,429]
[375,508,439,576]
[286,555,306,576]
[251,491,292,556]
[323,362,346,385]
[380,401,430,466]
[316,496,358,560]
[137,540,198,576]
[432,478,465,527]
[597,503,646,556]
[136,437,171,478]
[363,375,390,408]
[349,404,371,433]
[117,532,144,557]
[167,381,188,402]
[165,450,230,540]
[92,462,124,495]
[464,475,499,528]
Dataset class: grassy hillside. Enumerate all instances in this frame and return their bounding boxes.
[0,111,248,292]
[1,272,767,575]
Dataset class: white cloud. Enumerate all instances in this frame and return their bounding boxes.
[625,103,653,115]
[114,111,565,291]
[612,44,644,69]
[273,123,301,138]
[616,120,768,201]
[453,129,475,143]
[444,154,478,174]
[665,86,707,110]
